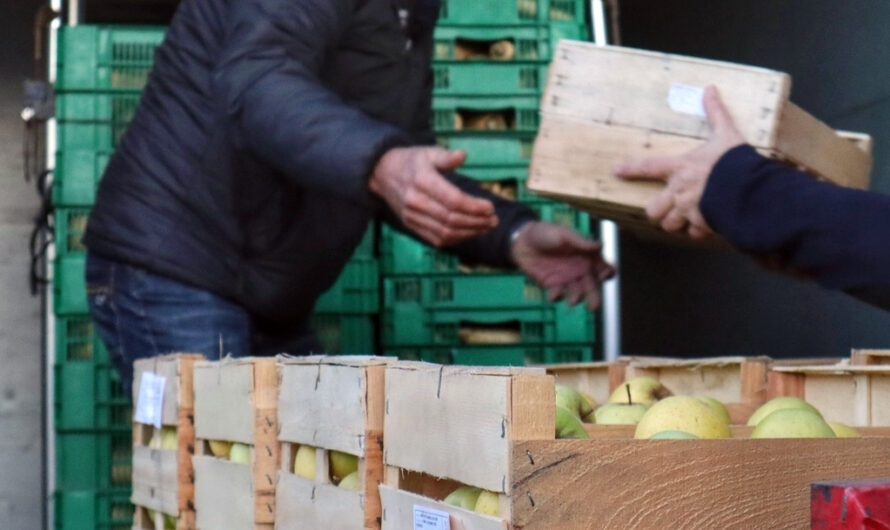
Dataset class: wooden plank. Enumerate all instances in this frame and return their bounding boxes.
[193,360,255,444]
[383,364,513,493]
[274,471,367,530]
[837,130,874,156]
[193,455,257,530]
[545,362,613,405]
[379,485,506,530]
[509,375,555,441]
[251,359,279,525]
[851,349,890,365]
[511,438,890,529]
[774,102,872,190]
[131,447,179,514]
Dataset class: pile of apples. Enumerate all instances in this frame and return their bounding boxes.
[290,445,362,491]
[555,377,861,439]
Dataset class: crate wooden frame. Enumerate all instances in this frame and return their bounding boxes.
[275,355,393,530]
[131,353,205,530]
[192,357,279,530]
[380,361,890,529]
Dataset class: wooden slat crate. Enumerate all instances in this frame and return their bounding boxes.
[528,41,873,234]
[131,353,205,530]
[851,349,890,366]
[768,363,890,426]
[380,361,890,529]
[192,357,279,530]
[275,355,393,530]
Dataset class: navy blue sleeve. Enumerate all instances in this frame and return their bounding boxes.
[700,144,890,310]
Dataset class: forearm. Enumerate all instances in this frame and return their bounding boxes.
[701,145,890,309]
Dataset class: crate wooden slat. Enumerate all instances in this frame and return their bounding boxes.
[192,357,279,530]
[275,355,393,530]
[131,353,205,530]
[380,361,890,529]
[528,41,873,233]
[851,349,890,366]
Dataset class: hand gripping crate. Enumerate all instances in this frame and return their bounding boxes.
[131,353,206,530]
[275,356,394,529]
[380,361,890,529]
[192,358,279,529]
[528,41,873,236]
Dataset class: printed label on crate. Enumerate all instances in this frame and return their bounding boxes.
[413,505,450,530]
[134,371,166,428]
[667,82,706,117]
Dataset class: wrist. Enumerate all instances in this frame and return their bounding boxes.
[509,220,536,264]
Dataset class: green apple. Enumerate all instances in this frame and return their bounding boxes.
[329,450,359,483]
[747,397,821,426]
[649,430,699,439]
[828,421,861,438]
[751,408,835,438]
[593,402,650,425]
[208,440,232,459]
[229,442,251,464]
[608,377,672,404]
[635,396,731,439]
[556,385,594,422]
[474,490,500,516]
[555,405,590,439]
[163,513,177,530]
[294,445,317,480]
[444,485,482,510]
[696,396,732,425]
[337,470,361,491]
[160,427,178,450]
[580,391,598,423]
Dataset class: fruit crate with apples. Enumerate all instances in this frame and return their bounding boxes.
[56,430,132,492]
[432,62,550,97]
[54,351,130,432]
[437,0,587,26]
[54,488,133,530]
[379,361,890,529]
[433,23,586,63]
[432,95,542,133]
[56,25,166,92]
[54,208,90,255]
[768,361,890,427]
[275,356,393,529]
[192,357,279,530]
[385,343,593,366]
[53,150,112,207]
[131,353,206,530]
[436,133,534,167]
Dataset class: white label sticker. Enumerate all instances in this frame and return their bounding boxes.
[134,371,166,428]
[667,82,706,117]
[413,505,450,530]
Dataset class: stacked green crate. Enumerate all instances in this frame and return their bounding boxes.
[380,3,596,366]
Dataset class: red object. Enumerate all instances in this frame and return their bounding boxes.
[812,480,890,529]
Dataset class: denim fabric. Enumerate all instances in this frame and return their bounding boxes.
[86,252,320,394]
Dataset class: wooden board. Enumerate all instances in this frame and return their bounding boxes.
[193,455,267,530]
[851,349,890,366]
[379,485,506,530]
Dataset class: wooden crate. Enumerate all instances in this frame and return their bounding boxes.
[851,349,890,366]
[380,361,890,529]
[275,355,393,530]
[528,41,873,233]
[768,363,890,426]
[192,357,279,530]
[131,353,205,530]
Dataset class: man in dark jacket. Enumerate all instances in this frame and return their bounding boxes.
[84,0,615,391]
[616,86,890,310]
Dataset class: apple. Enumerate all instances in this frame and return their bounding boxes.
[474,490,500,516]
[337,470,361,491]
[750,408,835,438]
[608,377,672,404]
[444,485,482,510]
[828,421,861,438]
[747,397,821,426]
[593,402,650,425]
[160,427,178,450]
[294,445,317,480]
[208,440,232,459]
[555,405,589,439]
[329,450,359,483]
[635,396,731,439]
[556,385,594,422]
[696,396,731,425]
[229,442,251,464]
[649,430,699,439]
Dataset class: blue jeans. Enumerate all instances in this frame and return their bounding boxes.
[86,252,320,394]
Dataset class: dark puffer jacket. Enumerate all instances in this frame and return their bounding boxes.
[84,0,537,326]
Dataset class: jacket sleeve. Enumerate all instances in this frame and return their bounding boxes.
[378,172,540,269]
[214,0,410,204]
[700,144,890,310]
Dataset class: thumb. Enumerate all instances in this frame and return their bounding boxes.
[430,148,467,172]
[615,156,682,180]
[703,85,741,140]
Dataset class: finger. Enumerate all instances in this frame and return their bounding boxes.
[547,286,565,303]
[430,148,467,172]
[595,261,617,282]
[614,156,684,180]
[703,85,742,140]
[646,190,674,222]
[417,171,497,217]
[660,210,687,233]
[403,209,490,247]
[688,224,711,240]
[404,188,499,230]
[558,229,601,253]
[566,277,587,306]
[581,275,602,311]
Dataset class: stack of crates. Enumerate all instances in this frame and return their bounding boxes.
[380,0,598,366]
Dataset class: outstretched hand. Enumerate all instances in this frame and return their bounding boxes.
[511,222,616,310]
[614,85,746,239]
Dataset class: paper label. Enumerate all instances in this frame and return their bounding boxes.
[413,505,450,530]
[667,82,706,117]
[134,371,167,428]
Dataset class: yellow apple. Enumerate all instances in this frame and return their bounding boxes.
[696,396,731,425]
[444,485,482,510]
[828,421,861,438]
[337,470,361,491]
[634,396,731,439]
[208,440,232,459]
[160,427,178,450]
[593,402,650,425]
[747,397,821,426]
[474,490,500,516]
[608,377,672,404]
[294,445,316,480]
[229,442,251,464]
[329,450,359,483]
[751,408,835,438]
[649,430,699,439]
[556,385,594,422]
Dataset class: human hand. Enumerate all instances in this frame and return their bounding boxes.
[369,146,498,247]
[510,221,616,310]
[614,85,746,239]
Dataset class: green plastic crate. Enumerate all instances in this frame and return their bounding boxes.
[432,62,549,96]
[438,0,587,25]
[54,488,133,530]
[532,202,592,234]
[313,258,379,313]
[382,302,595,346]
[56,315,107,363]
[54,254,88,315]
[386,343,594,365]
[54,356,130,432]
[56,25,165,92]
[437,134,534,167]
[55,208,91,256]
[55,92,142,122]
[433,23,586,62]
[54,151,111,207]
[432,95,540,133]
[384,274,546,309]
[310,313,376,354]
[57,121,123,152]
[55,431,132,490]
